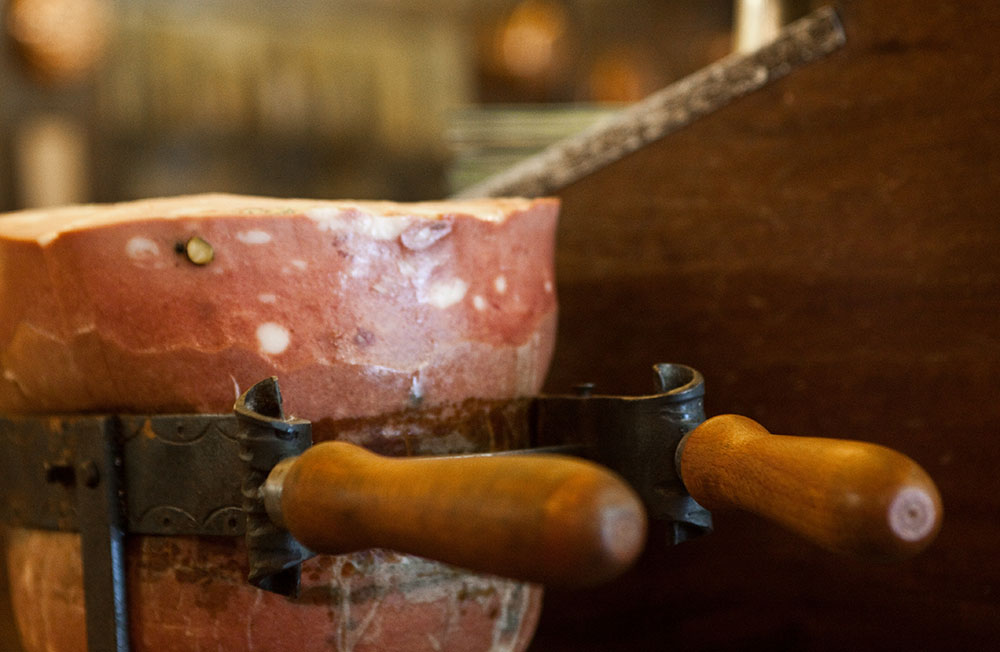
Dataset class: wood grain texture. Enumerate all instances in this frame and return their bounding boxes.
[679,414,941,560]
[279,441,647,588]
[530,0,1000,649]
[0,529,17,652]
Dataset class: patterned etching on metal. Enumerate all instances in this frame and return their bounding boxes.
[120,414,245,535]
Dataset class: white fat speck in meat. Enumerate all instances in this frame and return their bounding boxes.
[472,295,487,311]
[494,275,508,294]
[125,237,160,259]
[409,374,424,404]
[363,364,405,380]
[400,221,452,251]
[307,208,413,240]
[349,256,371,278]
[423,279,468,309]
[236,230,273,244]
[256,322,290,355]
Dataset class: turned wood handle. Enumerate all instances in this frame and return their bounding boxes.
[677,415,942,560]
[274,441,647,587]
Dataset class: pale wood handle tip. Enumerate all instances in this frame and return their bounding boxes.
[887,484,941,546]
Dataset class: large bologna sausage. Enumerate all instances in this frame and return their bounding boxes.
[0,194,559,652]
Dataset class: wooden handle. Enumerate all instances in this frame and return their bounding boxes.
[678,415,942,560]
[275,442,646,587]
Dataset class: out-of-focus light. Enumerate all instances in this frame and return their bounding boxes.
[5,0,112,85]
[588,48,648,103]
[15,114,89,208]
[495,0,568,79]
[733,0,784,52]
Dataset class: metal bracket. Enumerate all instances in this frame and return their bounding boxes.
[0,414,246,536]
[0,414,249,652]
[234,377,313,595]
[0,417,130,652]
[533,363,713,545]
[74,419,129,652]
[0,361,716,647]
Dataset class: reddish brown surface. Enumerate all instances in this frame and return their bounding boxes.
[8,530,541,652]
[529,0,1000,649]
[0,195,558,651]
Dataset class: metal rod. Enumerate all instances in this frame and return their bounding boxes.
[74,418,130,652]
[453,6,845,199]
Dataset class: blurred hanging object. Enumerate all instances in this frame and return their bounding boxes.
[587,46,651,103]
[491,0,571,85]
[14,114,89,208]
[5,0,112,85]
[733,0,785,52]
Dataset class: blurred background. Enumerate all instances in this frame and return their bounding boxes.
[4,2,1000,652]
[0,0,813,211]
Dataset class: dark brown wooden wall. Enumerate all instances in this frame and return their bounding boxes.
[532,1,1000,650]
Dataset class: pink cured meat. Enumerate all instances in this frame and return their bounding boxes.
[0,194,558,424]
[7,530,543,652]
[0,194,559,652]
